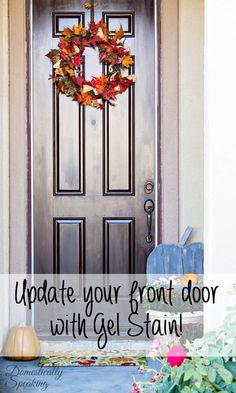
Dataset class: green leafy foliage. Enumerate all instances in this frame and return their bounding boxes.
[157,358,235,392]
[132,304,236,393]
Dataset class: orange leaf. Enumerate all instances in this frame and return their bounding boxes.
[63,27,74,37]
[60,84,65,93]
[65,67,74,77]
[81,92,93,105]
[113,25,124,41]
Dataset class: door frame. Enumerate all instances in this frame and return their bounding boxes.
[9,0,179,275]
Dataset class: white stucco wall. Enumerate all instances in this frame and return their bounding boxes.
[179,0,204,243]
[204,0,236,331]
[205,0,236,274]
[0,0,9,352]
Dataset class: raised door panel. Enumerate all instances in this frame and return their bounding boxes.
[54,218,86,273]
[103,218,135,273]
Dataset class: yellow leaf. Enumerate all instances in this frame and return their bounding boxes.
[110,71,118,81]
[55,68,64,76]
[114,25,124,41]
[97,27,107,40]
[84,1,97,9]
[72,23,83,35]
[120,68,128,78]
[82,84,93,93]
[80,27,87,37]
[74,45,80,53]
[127,74,136,82]
[53,59,61,69]
[120,69,135,81]
[122,55,134,68]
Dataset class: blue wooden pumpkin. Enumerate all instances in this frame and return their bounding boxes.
[146,227,203,284]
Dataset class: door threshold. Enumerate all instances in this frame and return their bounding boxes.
[40,340,151,354]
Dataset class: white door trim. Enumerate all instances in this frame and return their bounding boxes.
[0,0,10,352]
[9,0,29,274]
[159,0,179,244]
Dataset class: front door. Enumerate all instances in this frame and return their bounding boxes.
[32,0,157,274]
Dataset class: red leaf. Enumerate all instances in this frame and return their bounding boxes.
[73,54,84,67]
[76,77,86,87]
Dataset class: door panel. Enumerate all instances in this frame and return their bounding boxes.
[55,94,85,195]
[54,218,86,274]
[103,69,135,195]
[103,218,135,274]
[33,0,156,274]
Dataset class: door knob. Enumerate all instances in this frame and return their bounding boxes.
[144,199,155,243]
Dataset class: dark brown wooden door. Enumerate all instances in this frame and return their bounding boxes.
[32,0,156,274]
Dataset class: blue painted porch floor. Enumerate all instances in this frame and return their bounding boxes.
[0,358,158,393]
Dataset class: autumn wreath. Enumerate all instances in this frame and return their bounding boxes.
[46,20,136,109]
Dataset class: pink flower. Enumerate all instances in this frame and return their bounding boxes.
[166,345,187,367]
[131,385,141,393]
[152,339,161,350]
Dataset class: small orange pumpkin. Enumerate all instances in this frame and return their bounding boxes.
[180,272,198,286]
[4,326,41,360]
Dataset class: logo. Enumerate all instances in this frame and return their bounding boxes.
[1,364,63,392]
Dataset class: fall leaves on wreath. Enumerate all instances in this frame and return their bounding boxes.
[46,20,136,109]
[84,1,97,9]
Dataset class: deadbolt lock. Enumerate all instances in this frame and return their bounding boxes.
[144,181,154,194]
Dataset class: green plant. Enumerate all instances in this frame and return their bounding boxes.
[131,305,236,393]
[157,357,236,393]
